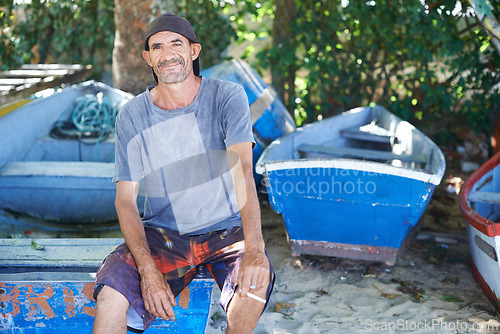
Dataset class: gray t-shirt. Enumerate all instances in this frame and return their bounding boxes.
[113,76,255,235]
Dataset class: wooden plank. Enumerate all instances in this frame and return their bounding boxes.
[0,161,114,178]
[20,64,84,71]
[0,85,15,91]
[0,279,214,333]
[250,87,275,124]
[340,127,393,144]
[469,191,500,205]
[0,69,71,78]
[0,78,42,85]
[298,143,428,164]
[0,238,123,268]
[0,64,92,106]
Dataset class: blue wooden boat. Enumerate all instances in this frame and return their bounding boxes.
[0,80,134,226]
[256,105,445,265]
[200,58,296,176]
[459,151,500,314]
[0,238,215,333]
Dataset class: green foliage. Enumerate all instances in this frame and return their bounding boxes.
[233,0,500,143]
[1,0,236,78]
[2,0,498,145]
[0,0,115,78]
[178,0,238,68]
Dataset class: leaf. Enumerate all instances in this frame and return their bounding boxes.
[441,295,464,303]
[276,302,296,315]
[31,239,45,250]
[381,293,401,299]
[373,285,401,299]
[210,311,224,321]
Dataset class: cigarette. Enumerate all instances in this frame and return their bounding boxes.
[247,292,266,304]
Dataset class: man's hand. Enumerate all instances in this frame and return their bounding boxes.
[237,249,270,298]
[140,266,177,320]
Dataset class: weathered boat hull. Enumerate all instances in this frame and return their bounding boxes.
[0,81,133,224]
[0,162,116,223]
[0,238,215,333]
[257,105,445,265]
[200,58,295,147]
[200,58,296,183]
[0,279,214,334]
[459,151,500,314]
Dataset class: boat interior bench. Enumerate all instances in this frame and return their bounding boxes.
[339,124,396,144]
[27,134,115,163]
[0,160,114,178]
[0,238,215,333]
[298,143,428,164]
[468,191,500,205]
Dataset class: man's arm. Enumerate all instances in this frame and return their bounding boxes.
[227,142,270,297]
[115,181,177,319]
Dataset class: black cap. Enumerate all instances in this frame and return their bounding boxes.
[144,13,201,80]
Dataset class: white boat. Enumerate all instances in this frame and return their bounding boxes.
[459,151,500,314]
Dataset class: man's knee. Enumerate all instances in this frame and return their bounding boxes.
[95,285,129,310]
[93,286,129,333]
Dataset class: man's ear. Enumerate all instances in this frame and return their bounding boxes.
[191,43,202,61]
[143,51,153,66]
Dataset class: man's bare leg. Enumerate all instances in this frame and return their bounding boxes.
[226,283,269,334]
[93,285,130,334]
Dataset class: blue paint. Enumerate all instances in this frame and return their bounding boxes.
[266,167,434,248]
[200,58,295,149]
[0,280,214,334]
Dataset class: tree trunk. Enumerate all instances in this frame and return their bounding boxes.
[112,0,177,94]
[272,0,296,116]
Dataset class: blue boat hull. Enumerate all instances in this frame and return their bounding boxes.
[200,58,295,146]
[0,81,134,225]
[265,166,436,264]
[0,279,214,334]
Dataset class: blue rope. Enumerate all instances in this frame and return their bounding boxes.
[71,93,118,162]
[71,93,117,134]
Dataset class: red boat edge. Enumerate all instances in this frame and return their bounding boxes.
[458,151,500,238]
[470,256,500,314]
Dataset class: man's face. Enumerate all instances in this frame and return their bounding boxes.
[143,31,200,84]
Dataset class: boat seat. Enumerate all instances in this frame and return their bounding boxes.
[0,238,123,272]
[0,161,114,178]
[468,191,500,205]
[297,143,428,164]
[340,124,395,144]
[0,237,213,278]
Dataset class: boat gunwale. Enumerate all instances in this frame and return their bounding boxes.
[459,151,500,237]
[256,157,443,185]
[255,105,445,186]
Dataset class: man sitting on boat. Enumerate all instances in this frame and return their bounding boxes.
[92,13,275,334]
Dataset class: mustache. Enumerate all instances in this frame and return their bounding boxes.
[158,58,185,68]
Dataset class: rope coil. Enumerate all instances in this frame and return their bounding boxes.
[50,92,119,162]
[71,92,117,134]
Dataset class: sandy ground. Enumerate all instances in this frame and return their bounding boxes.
[204,178,500,333]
